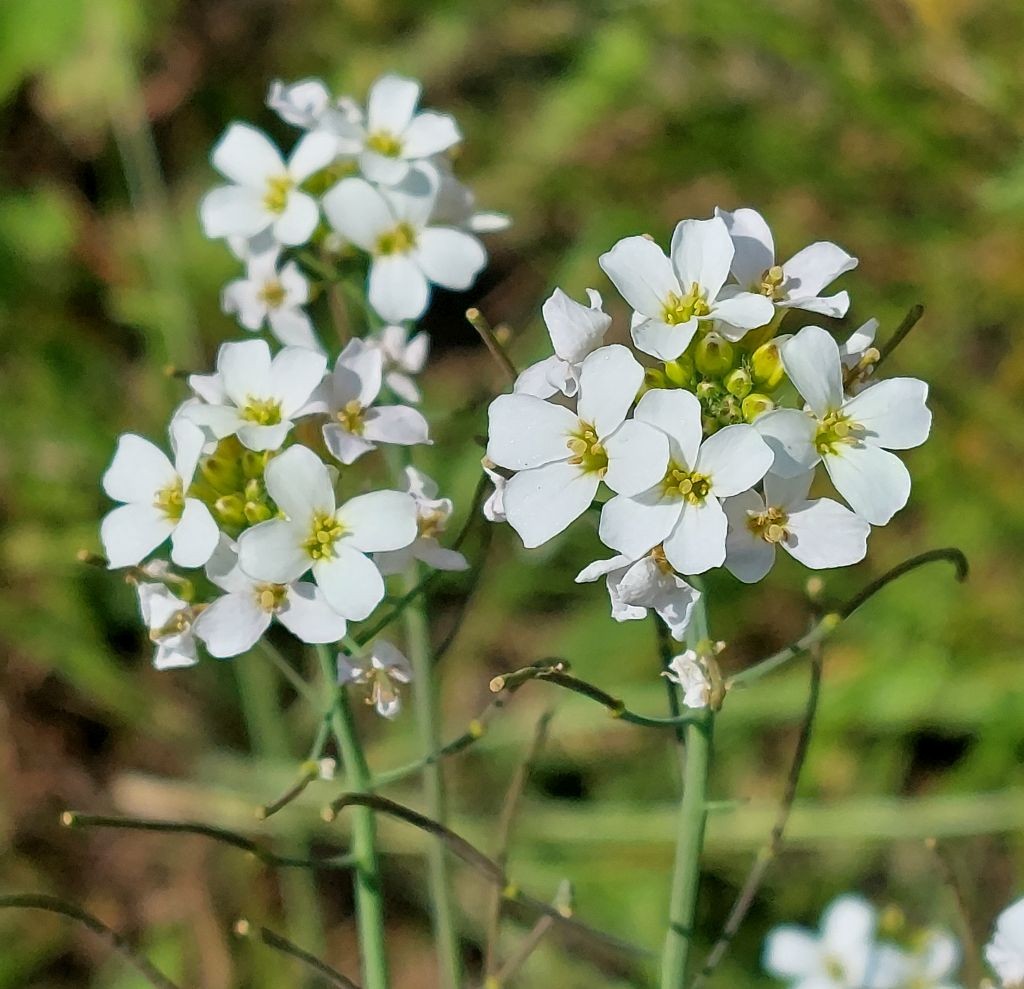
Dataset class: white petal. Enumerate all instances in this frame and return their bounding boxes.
[663,497,728,575]
[542,287,611,363]
[824,443,911,526]
[782,241,857,299]
[781,325,845,416]
[513,357,562,399]
[415,540,470,572]
[486,394,577,470]
[670,217,734,299]
[270,346,328,416]
[843,377,931,450]
[714,206,775,288]
[724,489,776,584]
[277,582,348,643]
[200,186,268,239]
[272,191,320,246]
[822,895,877,955]
[413,227,486,290]
[236,422,292,452]
[598,490,680,559]
[598,235,678,318]
[237,519,309,583]
[369,254,430,323]
[170,499,219,568]
[634,388,704,467]
[784,498,870,569]
[631,316,697,362]
[709,292,775,333]
[205,536,253,593]
[218,338,273,408]
[335,338,383,407]
[322,423,376,464]
[221,277,266,330]
[402,112,461,157]
[194,593,271,658]
[763,469,814,508]
[268,308,322,351]
[577,344,644,437]
[696,424,773,497]
[102,434,175,504]
[212,123,283,186]
[782,290,850,318]
[359,149,412,186]
[337,490,418,552]
[322,178,394,252]
[385,371,421,404]
[603,419,669,496]
[367,74,420,134]
[101,503,174,568]
[503,461,599,548]
[287,131,338,182]
[264,445,335,520]
[313,546,385,621]
[763,927,821,979]
[755,409,820,478]
[267,78,331,128]
[841,318,879,361]
[171,416,211,486]
[363,405,431,446]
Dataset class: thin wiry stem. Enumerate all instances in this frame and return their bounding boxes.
[925,838,983,989]
[875,303,925,370]
[234,919,360,989]
[323,792,651,960]
[466,308,518,382]
[483,710,555,979]
[0,894,181,989]
[257,640,319,705]
[485,881,574,988]
[258,715,333,820]
[655,614,687,781]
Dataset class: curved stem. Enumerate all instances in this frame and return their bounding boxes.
[316,646,389,989]
[234,919,360,989]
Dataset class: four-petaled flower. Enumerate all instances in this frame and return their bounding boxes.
[600,217,774,360]
[487,344,669,548]
[237,446,417,620]
[135,582,199,670]
[755,325,931,525]
[366,324,430,404]
[338,641,414,719]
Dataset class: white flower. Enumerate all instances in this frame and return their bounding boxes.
[421,157,511,233]
[101,420,219,569]
[898,931,962,989]
[330,73,461,186]
[599,217,774,360]
[764,894,906,989]
[576,550,699,640]
[487,345,669,548]
[599,388,773,575]
[306,338,431,464]
[663,650,711,709]
[322,174,487,323]
[514,288,611,399]
[715,207,857,321]
[987,897,1024,988]
[136,583,198,670]
[365,324,430,403]
[183,339,326,452]
[221,248,323,352]
[723,470,870,583]
[839,318,880,394]
[199,123,336,246]
[376,467,469,576]
[481,461,507,523]
[193,537,348,658]
[266,77,362,133]
[338,641,413,719]
[236,446,417,620]
[755,325,931,525]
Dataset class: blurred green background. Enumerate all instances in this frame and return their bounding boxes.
[2,0,1024,985]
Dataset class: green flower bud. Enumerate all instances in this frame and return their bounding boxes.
[695,379,722,402]
[241,449,270,480]
[742,393,775,422]
[718,395,742,424]
[644,367,669,390]
[751,342,785,390]
[199,454,243,494]
[214,494,248,528]
[724,368,753,399]
[244,501,274,525]
[694,331,735,377]
[664,356,695,388]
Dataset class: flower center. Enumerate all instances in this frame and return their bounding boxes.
[823,956,845,981]
[263,175,293,214]
[366,130,404,157]
[375,222,417,256]
[565,421,608,476]
[336,399,365,435]
[418,507,447,540]
[661,462,711,504]
[254,582,289,614]
[650,544,673,574]
[746,505,790,544]
[241,397,283,426]
[662,283,711,325]
[303,512,346,560]
[258,279,287,309]
[758,264,785,299]
[814,410,863,455]
[368,668,401,710]
[153,479,185,520]
[151,609,191,640]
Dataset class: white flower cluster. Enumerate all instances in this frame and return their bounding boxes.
[201,73,508,349]
[98,73,497,719]
[765,892,1024,989]
[485,209,931,648]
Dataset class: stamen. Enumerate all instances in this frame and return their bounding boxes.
[375,222,417,256]
[565,422,608,476]
[336,399,365,435]
[263,175,293,214]
[366,130,403,157]
[662,282,711,325]
[241,397,283,426]
[303,513,347,560]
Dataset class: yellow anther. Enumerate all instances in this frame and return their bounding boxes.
[746,505,790,544]
[303,513,346,560]
[154,480,185,521]
[565,422,608,476]
[366,130,403,157]
[241,396,283,426]
[256,583,288,613]
[662,282,711,325]
[336,399,365,435]
[758,264,786,299]
[258,279,287,308]
[263,175,293,214]
[375,222,417,256]
[418,508,447,540]
[661,462,711,504]
[815,411,862,455]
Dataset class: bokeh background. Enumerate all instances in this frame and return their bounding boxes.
[2,0,1024,986]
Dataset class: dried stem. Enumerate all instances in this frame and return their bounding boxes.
[234,918,360,989]
[466,307,518,382]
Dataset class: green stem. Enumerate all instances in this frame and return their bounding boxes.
[316,645,389,989]
[401,565,463,989]
[660,593,714,989]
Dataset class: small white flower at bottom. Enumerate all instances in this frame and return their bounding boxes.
[987,897,1024,989]
[663,651,711,709]
[338,641,413,719]
[136,583,198,670]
